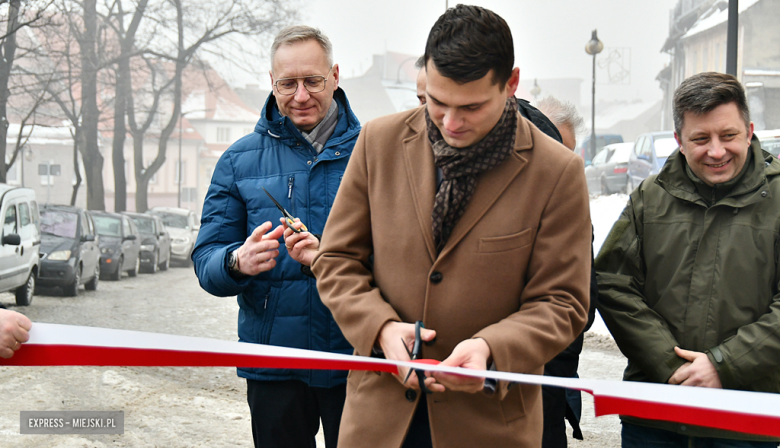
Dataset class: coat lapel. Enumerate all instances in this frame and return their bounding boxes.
[439,114,533,259]
[403,110,438,263]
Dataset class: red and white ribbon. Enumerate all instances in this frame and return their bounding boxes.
[3,323,780,438]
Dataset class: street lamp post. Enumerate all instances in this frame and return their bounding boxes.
[178,112,183,208]
[585,30,604,162]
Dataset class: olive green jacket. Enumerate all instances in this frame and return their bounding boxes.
[596,138,780,440]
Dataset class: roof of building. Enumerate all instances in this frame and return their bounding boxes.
[683,0,761,39]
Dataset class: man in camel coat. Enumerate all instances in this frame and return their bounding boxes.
[312,5,591,447]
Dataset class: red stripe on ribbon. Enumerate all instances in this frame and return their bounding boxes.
[595,395,780,438]
[3,345,399,375]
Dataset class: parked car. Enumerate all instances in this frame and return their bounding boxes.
[756,129,780,157]
[585,142,634,195]
[147,207,199,266]
[38,205,100,296]
[91,211,141,280]
[0,186,40,306]
[627,131,678,192]
[123,211,171,273]
[578,134,624,165]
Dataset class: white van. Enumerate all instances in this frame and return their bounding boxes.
[0,185,40,305]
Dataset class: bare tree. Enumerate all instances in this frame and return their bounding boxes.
[0,0,54,182]
[104,0,150,212]
[131,0,295,212]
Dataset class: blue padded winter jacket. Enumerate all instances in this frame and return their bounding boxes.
[192,88,360,387]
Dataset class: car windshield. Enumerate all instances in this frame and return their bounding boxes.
[654,138,679,158]
[93,216,122,237]
[608,145,633,163]
[40,210,78,238]
[151,212,188,229]
[761,138,780,157]
[132,217,155,234]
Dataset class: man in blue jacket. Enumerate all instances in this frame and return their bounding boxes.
[192,25,360,448]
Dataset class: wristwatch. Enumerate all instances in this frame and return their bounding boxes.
[228,249,241,274]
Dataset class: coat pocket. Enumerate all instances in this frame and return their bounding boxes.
[500,383,527,423]
[478,228,533,254]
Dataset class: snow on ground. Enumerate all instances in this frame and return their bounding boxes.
[589,193,630,336]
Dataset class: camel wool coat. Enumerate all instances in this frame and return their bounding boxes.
[312,106,591,448]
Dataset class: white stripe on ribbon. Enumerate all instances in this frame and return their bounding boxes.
[3,323,780,438]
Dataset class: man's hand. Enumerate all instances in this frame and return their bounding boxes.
[668,346,722,388]
[281,218,319,267]
[0,309,32,359]
[376,321,438,391]
[235,222,284,276]
[432,338,491,393]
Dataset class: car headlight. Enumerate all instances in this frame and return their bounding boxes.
[173,237,190,245]
[140,244,155,252]
[101,247,113,254]
[48,250,72,261]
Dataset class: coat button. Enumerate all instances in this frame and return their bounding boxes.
[307,160,312,165]
[405,389,417,402]
[335,151,341,156]
[430,271,443,283]
[762,191,768,197]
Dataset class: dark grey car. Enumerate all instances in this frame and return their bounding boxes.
[585,142,634,195]
[92,211,141,281]
[627,131,678,192]
[38,206,100,296]
[124,212,171,273]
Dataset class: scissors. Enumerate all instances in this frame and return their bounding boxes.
[403,320,434,395]
[262,187,308,234]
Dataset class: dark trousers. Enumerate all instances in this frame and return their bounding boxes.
[246,379,346,448]
[622,422,779,448]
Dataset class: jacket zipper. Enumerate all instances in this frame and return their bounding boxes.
[288,176,295,216]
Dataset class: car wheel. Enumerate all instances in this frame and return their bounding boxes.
[85,263,99,291]
[128,256,140,277]
[601,177,610,196]
[160,251,170,271]
[65,265,81,297]
[15,270,35,306]
[110,256,123,281]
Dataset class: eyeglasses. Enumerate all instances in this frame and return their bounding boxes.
[273,66,334,96]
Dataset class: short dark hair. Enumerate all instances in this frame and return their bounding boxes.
[423,4,514,86]
[673,72,750,136]
[414,55,425,70]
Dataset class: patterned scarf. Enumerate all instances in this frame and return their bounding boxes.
[301,100,339,154]
[426,97,518,253]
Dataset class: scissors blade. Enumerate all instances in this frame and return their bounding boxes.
[262,187,293,218]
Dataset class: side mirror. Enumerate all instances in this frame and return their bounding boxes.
[2,234,21,246]
[81,234,95,242]
[124,234,137,241]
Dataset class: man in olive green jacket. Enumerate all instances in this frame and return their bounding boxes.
[597,72,780,447]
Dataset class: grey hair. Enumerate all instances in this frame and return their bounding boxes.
[537,96,585,135]
[271,26,333,70]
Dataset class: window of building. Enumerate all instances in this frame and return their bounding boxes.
[216,127,232,143]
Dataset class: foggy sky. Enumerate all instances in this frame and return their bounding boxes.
[291,0,678,105]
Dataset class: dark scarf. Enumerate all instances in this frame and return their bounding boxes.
[426,97,518,252]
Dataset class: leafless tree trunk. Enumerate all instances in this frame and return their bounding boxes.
[109,0,148,212]
[77,0,105,210]
[0,0,22,183]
